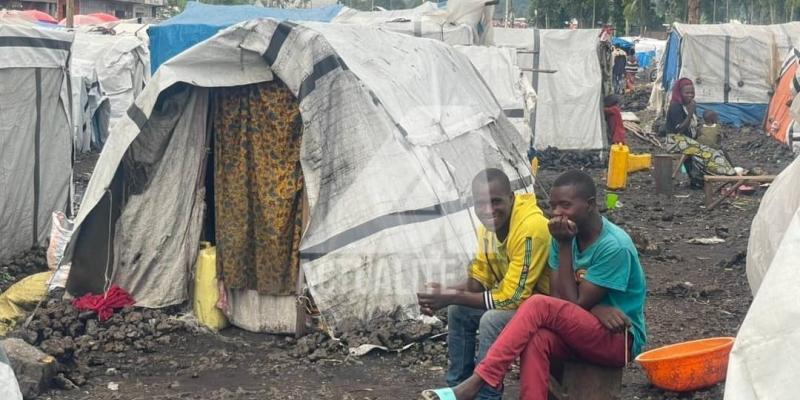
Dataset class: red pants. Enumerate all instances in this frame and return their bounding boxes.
[474,295,629,399]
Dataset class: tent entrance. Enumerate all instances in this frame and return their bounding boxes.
[198,79,308,334]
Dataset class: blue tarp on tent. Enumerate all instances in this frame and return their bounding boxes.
[611,37,634,51]
[637,50,656,69]
[696,103,767,127]
[662,30,681,92]
[149,2,343,73]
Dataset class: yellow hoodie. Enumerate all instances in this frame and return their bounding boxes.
[469,193,551,310]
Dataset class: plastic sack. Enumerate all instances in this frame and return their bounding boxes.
[0,272,53,335]
[193,244,228,331]
[46,212,75,271]
[0,345,23,400]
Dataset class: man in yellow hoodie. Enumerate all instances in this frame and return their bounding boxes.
[418,168,551,400]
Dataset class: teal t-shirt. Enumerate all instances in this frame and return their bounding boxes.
[548,217,647,356]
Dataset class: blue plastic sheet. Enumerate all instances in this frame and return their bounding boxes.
[637,50,655,69]
[662,31,681,92]
[149,2,343,73]
[696,103,767,127]
[611,37,634,51]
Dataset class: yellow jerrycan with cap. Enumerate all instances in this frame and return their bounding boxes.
[606,144,630,190]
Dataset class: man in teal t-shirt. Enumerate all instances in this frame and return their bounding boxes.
[421,170,647,400]
[546,206,647,355]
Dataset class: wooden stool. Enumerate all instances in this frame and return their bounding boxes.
[703,175,776,210]
[548,361,623,400]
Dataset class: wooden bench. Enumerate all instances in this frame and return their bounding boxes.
[703,175,776,210]
[548,361,623,400]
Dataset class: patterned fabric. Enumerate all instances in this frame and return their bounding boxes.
[213,80,304,295]
[666,134,736,177]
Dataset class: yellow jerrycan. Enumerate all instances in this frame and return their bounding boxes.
[607,144,630,190]
[193,242,229,331]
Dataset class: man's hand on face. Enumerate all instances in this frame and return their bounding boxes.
[548,216,577,243]
[591,304,630,333]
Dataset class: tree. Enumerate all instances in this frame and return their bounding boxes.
[688,0,700,22]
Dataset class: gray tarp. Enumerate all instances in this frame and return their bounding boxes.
[0,25,73,262]
[65,20,533,327]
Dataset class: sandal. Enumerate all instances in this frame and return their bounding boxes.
[420,388,457,400]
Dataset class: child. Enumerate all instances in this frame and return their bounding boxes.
[603,95,626,145]
[697,110,721,148]
[624,50,638,93]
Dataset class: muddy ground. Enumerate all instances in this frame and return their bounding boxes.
[5,84,796,399]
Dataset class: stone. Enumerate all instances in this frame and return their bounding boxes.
[39,338,66,358]
[1,338,57,399]
[53,373,78,390]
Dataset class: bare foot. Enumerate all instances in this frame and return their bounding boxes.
[451,374,486,399]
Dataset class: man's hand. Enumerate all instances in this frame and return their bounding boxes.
[417,283,449,316]
[548,216,577,244]
[591,304,630,333]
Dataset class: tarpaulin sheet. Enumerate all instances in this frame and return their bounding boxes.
[531,29,604,150]
[492,28,604,150]
[66,20,533,326]
[696,103,768,127]
[454,45,535,145]
[0,24,73,262]
[725,156,800,400]
[662,30,682,92]
[611,37,633,51]
[148,1,343,73]
[637,50,655,69]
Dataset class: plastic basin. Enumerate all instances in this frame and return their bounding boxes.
[635,337,734,392]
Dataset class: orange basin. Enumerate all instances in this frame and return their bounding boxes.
[635,337,734,392]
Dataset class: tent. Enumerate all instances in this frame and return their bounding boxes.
[454,45,536,146]
[0,25,74,262]
[332,0,493,46]
[725,155,800,399]
[70,30,150,152]
[493,28,606,150]
[619,36,666,70]
[654,22,800,126]
[764,47,800,153]
[147,2,344,73]
[61,20,533,330]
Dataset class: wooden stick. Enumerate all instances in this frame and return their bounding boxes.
[66,0,74,28]
[707,180,746,210]
[671,155,686,179]
[704,180,713,208]
[704,175,776,182]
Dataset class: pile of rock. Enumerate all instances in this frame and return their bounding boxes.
[0,248,47,293]
[6,299,187,394]
[536,147,604,171]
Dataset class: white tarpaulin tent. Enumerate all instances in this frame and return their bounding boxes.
[675,23,800,105]
[652,22,800,126]
[62,20,533,328]
[493,28,605,150]
[333,0,493,46]
[725,155,800,400]
[70,30,150,153]
[454,45,536,146]
[0,25,74,262]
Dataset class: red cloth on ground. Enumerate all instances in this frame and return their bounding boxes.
[72,285,135,321]
[475,295,629,399]
[604,105,626,145]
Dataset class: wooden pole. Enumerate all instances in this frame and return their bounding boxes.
[66,0,74,28]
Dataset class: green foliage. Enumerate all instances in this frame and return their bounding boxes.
[528,0,796,31]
